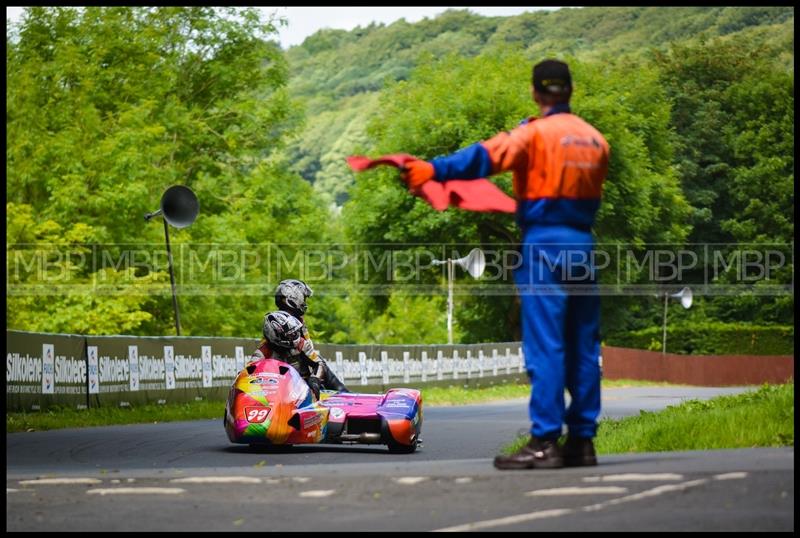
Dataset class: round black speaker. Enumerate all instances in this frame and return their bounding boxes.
[160,185,199,229]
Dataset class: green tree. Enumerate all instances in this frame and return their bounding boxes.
[6,7,332,337]
[653,35,794,325]
[285,7,792,207]
[6,202,168,334]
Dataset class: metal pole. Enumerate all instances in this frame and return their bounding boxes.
[447,259,454,345]
[164,218,182,336]
[662,291,668,355]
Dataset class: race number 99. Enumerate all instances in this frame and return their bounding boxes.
[244,407,270,423]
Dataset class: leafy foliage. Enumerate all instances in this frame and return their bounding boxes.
[651,35,794,326]
[6,7,332,337]
[6,202,167,334]
[6,7,794,347]
[607,322,794,356]
[285,7,793,203]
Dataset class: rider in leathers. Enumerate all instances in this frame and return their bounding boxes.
[251,310,324,398]
[251,280,349,395]
[274,279,349,393]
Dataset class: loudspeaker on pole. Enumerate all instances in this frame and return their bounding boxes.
[144,185,199,229]
[670,286,693,309]
[453,248,486,279]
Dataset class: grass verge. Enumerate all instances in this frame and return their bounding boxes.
[6,378,683,433]
[422,378,682,406]
[502,382,794,455]
[6,400,226,433]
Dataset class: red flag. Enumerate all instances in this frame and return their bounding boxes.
[347,154,516,213]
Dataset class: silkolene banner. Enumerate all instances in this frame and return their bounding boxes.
[7,331,258,410]
[6,331,87,411]
[83,335,257,408]
[7,330,526,411]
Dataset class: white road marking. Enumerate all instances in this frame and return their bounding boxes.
[19,478,102,485]
[394,477,428,485]
[713,472,748,481]
[526,486,628,496]
[87,487,186,496]
[110,480,121,484]
[434,478,709,532]
[299,490,336,498]
[583,473,684,482]
[7,488,20,493]
[583,479,708,511]
[292,477,311,483]
[435,508,575,532]
[171,476,262,484]
[454,477,473,484]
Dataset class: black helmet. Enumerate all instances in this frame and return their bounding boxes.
[262,311,303,351]
[275,279,313,318]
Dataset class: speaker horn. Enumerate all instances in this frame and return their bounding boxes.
[671,286,693,309]
[145,185,199,229]
[454,248,486,279]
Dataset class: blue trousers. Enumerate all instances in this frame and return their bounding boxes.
[514,225,601,440]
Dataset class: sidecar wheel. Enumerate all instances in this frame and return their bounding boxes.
[387,437,417,454]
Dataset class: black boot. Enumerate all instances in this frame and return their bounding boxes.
[494,436,563,470]
[563,436,597,467]
[320,361,349,393]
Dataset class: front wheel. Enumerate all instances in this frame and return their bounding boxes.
[387,436,417,454]
[250,443,293,452]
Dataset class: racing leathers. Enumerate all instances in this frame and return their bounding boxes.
[296,321,349,393]
[251,327,349,394]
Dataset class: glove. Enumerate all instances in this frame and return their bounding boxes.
[306,376,321,400]
[400,160,435,190]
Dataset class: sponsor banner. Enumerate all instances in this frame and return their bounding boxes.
[164,346,176,390]
[8,330,525,410]
[202,346,213,388]
[87,346,99,394]
[42,344,55,394]
[235,346,245,372]
[128,345,140,392]
[6,331,87,410]
[80,335,257,407]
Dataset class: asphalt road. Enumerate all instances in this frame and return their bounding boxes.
[6,386,794,531]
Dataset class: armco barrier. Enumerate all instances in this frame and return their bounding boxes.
[6,331,793,411]
[6,330,525,411]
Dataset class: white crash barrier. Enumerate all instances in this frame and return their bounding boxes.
[324,342,524,384]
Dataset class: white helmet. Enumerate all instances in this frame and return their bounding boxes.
[275,279,313,318]
[262,311,303,351]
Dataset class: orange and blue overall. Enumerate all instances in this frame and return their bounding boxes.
[429,104,609,440]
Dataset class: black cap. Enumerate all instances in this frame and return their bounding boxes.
[532,60,572,95]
